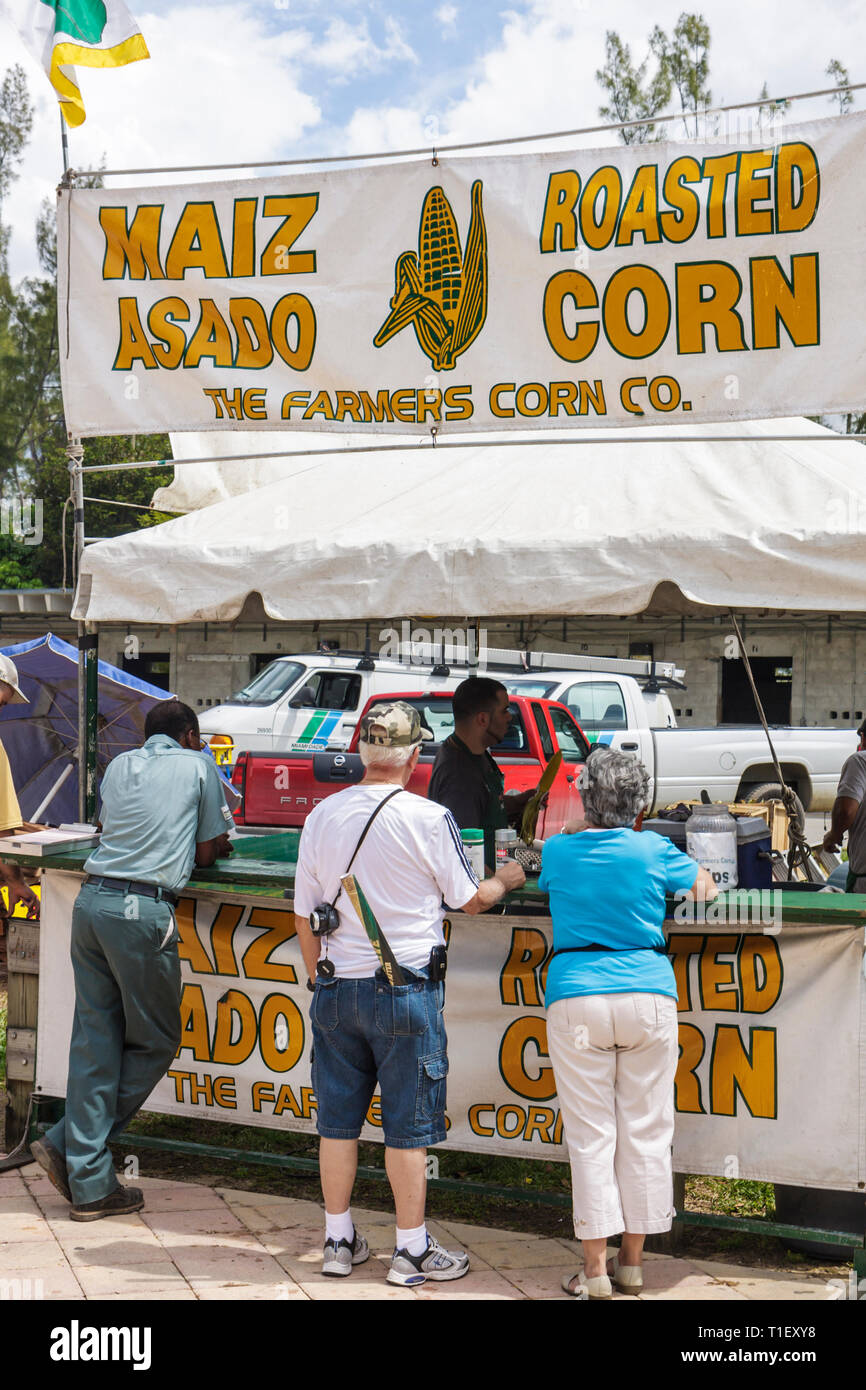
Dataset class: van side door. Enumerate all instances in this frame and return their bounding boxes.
[272,670,363,750]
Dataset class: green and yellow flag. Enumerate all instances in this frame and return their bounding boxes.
[2,0,149,126]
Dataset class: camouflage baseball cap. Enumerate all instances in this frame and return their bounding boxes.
[360,701,434,746]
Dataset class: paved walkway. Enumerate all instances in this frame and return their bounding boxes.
[0,1165,836,1301]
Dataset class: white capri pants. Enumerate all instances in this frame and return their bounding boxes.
[546,992,679,1241]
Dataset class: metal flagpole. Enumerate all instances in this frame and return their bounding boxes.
[59,111,69,176]
[60,114,99,822]
[69,437,87,821]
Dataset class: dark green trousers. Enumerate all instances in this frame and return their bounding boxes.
[44,881,182,1205]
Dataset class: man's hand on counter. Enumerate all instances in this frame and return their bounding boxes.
[461,859,526,915]
[505,786,549,814]
[2,862,39,918]
[194,831,235,868]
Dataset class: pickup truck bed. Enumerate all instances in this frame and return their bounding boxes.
[506,673,858,813]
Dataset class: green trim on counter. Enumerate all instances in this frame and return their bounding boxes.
[6,832,866,922]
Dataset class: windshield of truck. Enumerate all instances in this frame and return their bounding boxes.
[225,661,306,706]
[397,698,530,753]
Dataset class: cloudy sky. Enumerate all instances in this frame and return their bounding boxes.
[0,0,861,280]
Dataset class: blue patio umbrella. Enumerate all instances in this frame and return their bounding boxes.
[0,633,237,825]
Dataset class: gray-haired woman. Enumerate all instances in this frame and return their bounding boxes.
[539,748,716,1299]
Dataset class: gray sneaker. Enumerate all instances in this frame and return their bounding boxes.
[387,1235,470,1287]
[321,1230,369,1277]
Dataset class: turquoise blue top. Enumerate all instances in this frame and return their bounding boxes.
[539,827,698,1004]
[85,734,233,890]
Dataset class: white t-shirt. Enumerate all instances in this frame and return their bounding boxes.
[292,783,480,979]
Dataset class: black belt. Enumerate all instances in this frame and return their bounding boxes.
[550,943,667,958]
[85,875,178,906]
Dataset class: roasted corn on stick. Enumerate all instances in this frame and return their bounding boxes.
[519,751,563,845]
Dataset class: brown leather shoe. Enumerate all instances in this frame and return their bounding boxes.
[30,1138,72,1203]
[70,1185,145,1222]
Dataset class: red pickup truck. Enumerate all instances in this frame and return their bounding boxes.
[230,690,590,832]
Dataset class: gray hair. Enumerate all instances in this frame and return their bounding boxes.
[358,740,417,769]
[578,747,649,828]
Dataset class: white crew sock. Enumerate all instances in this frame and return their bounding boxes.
[396,1222,428,1257]
[325,1209,355,1244]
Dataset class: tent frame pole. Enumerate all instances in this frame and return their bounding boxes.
[68,437,98,822]
[84,626,98,820]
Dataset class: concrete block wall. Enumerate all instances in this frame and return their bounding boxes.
[6,610,866,728]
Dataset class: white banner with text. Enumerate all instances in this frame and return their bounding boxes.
[36,874,866,1188]
[58,114,866,435]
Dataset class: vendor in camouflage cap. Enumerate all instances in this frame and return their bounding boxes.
[359,701,434,747]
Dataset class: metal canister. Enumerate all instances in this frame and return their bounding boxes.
[685,802,738,889]
[495,828,519,865]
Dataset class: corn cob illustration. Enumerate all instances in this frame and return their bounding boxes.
[374,180,487,370]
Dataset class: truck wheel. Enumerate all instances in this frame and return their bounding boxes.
[743,782,806,833]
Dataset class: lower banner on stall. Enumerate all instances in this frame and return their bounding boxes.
[36,873,866,1189]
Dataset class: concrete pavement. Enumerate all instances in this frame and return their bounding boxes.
[0,1165,840,1301]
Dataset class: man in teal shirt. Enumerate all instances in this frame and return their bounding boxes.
[32,700,232,1221]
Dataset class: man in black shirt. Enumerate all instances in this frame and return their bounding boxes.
[428,677,536,871]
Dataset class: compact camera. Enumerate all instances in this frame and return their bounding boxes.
[309,903,340,937]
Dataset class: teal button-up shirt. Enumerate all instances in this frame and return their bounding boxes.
[85,734,233,890]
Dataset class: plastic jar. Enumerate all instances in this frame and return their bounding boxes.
[461,828,485,880]
[685,802,738,889]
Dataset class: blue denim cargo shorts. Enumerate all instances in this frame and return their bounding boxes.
[309,968,448,1149]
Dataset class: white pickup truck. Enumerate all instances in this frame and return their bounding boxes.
[198,645,856,814]
[505,670,858,814]
[198,645,683,766]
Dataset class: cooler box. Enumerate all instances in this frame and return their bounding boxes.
[644,815,773,889]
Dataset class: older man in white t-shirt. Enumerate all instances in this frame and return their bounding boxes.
[293,699,525,1288]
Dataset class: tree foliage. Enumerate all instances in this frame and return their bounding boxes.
[597,12,712,144]
[595,31,672,144]
[650,12,711,137]
[826,59,854,114]
[0,65,33,278]
[0,64,174,590]
[757,82,791,129]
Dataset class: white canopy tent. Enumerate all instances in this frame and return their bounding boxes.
[72,417,866,624]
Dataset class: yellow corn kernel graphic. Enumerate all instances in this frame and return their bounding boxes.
[374,180,487,370]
